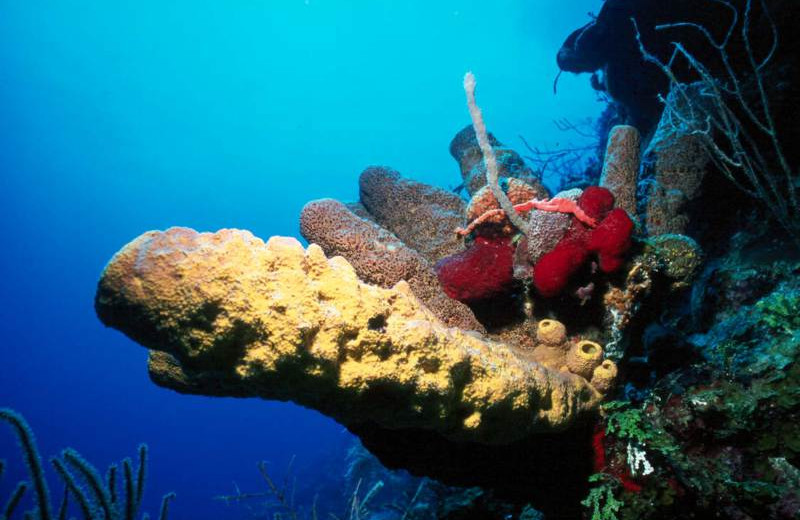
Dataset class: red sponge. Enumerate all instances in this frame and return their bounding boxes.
[435,237,514,302]
[578,186,615,220]
[533,187,634,297]
[435,187,634,303]
[532,236,590,298]
[588,208,634,273]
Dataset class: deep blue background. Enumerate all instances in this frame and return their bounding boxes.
[0,1,600,517]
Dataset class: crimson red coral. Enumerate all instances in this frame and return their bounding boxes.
[532,187,634,297]
[578,186,615,220]
[588,208,634,273]
[532,237,590,298]
[435,237,514,302]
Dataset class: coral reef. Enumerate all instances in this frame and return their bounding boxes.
[95,227,621,516]
[94,70,657,518]
[584,271,800,519]
[556,0,800,136]
[91,10,800,512]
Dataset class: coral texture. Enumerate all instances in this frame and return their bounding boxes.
[299,198,483,332]
[358,166,466,263]
[599,124,640,219]
[434,236,514,302]
[95,228,605,445]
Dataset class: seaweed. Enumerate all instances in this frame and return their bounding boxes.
[0,408,175,520]
[582,272,800,518]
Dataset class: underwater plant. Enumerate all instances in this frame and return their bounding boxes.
[213,451,433,520]
[0,408,175,520]
[632,0,799,243]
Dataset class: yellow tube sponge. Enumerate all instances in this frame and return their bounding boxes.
[535,319,568,347]
[591,359,619,394]
[95,228,602,445]
[565,340,604,380]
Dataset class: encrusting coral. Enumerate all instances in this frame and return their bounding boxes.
[95,228,608,446]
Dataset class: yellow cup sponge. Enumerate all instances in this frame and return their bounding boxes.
[591,359,618,394]
[536,319,567,347]
[566,340,604,380]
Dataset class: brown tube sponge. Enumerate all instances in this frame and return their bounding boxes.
[600,125,640,219]
[591,359,618,394]
[535,319,568,347]
[565,340,604,380]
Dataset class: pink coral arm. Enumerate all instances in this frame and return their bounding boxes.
[456,197,599,237]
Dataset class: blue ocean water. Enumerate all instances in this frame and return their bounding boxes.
[0,1,601,518]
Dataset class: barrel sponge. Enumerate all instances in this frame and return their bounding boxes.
[591,359,618,394]
[536,319,567,347]
[565,340,604,380]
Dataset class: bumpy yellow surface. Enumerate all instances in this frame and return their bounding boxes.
[96,227,602,444]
